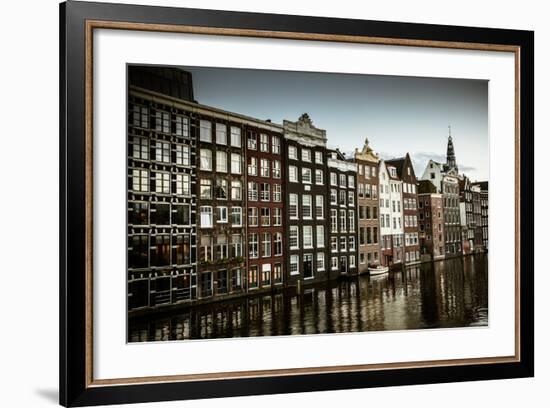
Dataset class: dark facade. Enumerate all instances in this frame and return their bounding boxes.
[386,153,420,265]
[442,174,462,256]
[127,86,198,311]
[283,114,330,286]
[473,181,489,250]
[128,65,195,102]
[418,180,445,261]
[246,125,285,291]
[327,149,359,276]
[354,139,380,273]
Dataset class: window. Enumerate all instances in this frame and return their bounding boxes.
[200,149,212,170]
[175,144,190,166]
[172,234,191,265]
[260,158,270,177]
[349,236,356,251]
[302,195,312,219]
[155,110,170,133]
[155,171,170,194]
[216,206,228,223]
[175,173,191,196]
[231,153,242,174]
[330,172,337,186]
[330,189,337,205]
[339,174,346,187]
[174,115,190,137]
[132,137,149,160]
[315,151,323,164]
[216,151,227,172]
[272,232,283,256]
[331,209,338,232]
[152,234,171,266]
[359,227,365,245]
[288,145,298,160]
[155,141,170,163]
[129,202,148,226]
[215,179,228,199]
[372,185,378,198]
[213,123,226,145]
[272,136,280,154]
[248,234,259,258]
[289,166,298,182]
[200,235,213,261]
[231,207,242,226]
[272,160,281,178]
[132,105,149,128]
[339,190,346,206]
[231,181,242,200]
[151,203,170,225]
[302,168,312,184]
[200,206,213,228]
[331,236,338,252]
[261,208,270,226]
[248,207,258,226]
[248,157,257,176]
[348,210,355,232]
[200,120,212,142]
[349,255,356,268]
[128,235,148,268]
[260,133,269,152]
[302,148,311,162]
[340,236,347,251]
[132,169,149,192]
[348,191,355,206]
[290,255,299,275]
[315,195,324,219]
[348,175,355,188]
[231,234,243,258]
[273,208,283,227]
[262,233,271,257]
[289,194,299,219]
[289,226,299,249]
[274,263,282,283]
[248,182,258,201]
[315,169,324,185]
[230,126,241,147]
[200,179,212,199]
[261,264,271,285]
[260,183,270,201]
[303,226,313,248]
[247,131,257,150]
[215,234,228,260]
[248,266,258,288]
[316,225,325,248]
[331,257,338,270]
[273,184,282,202]
[373,227,378,244]
[340,210,347,232]
[317,253,325,271]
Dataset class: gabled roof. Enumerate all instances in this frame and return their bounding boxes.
[386,153,415,179]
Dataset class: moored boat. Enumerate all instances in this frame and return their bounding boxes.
[368,265,389,276]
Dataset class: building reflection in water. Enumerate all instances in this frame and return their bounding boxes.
[128,254,488,342]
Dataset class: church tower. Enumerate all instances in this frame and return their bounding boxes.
[446,125,457,172]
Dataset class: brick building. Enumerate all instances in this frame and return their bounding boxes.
[418,180,445,261]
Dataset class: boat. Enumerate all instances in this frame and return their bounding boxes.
[368,265,389,276]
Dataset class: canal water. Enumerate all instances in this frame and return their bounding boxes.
[128,254,488,342]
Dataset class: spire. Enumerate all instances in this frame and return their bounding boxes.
[446,125,457,171]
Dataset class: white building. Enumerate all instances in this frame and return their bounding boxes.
[379,160,404,267]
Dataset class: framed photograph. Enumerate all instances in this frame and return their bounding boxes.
[60,1,534,406]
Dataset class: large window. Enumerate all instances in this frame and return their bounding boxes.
[200,206,213,228]
[316,253,325,271]
[340,210,347,232]
[248,157,257,176]
[200,179,212,199]
[262,233,271,257]
[273,208,282,226]
[274,233,283,256]
[152,235,171,266]
[200,149,212,170]
[272,136,280,154]
[273,263,282,283]
[128,235,148,268]
[248,266,258,288]
[231,207,242,226]
[175,173,191,196]
[316,225,325,248]
[260,159,270,177]
[248,233,259,258]
[261,208,270,226]
[302,195,312,219]
[302,168,312,184]
[151,203,170,225]
[315,169,324,185]
[155,141,170,163]
[315,151,323,164]
[215,179,228,200]
[289,194,298,219]
[216,206,228,223]
[132,136,149,160]
[128,202,148,225]
[215,234,228,260]
[132,169,149,192]
[247,131,257,150]
[155,172,170,194]
[231,234,243,258]
[200,235,213,261]
[248,182,258,201]
[174,115,190,137]
[261,264,271,286]
[273,184,282,202]
[289,226,299,249]
[315,195,324,219]
[348,210,356,232]
[302,148,311,162]
[260,183,270,202]
[230,126,241,147]
[172,204,190,226]
[173,234,191,265]
[231,181,242,200]
[303,226,313,248]
[132,105,149,128]
[288,165,298,182]
[248,207,258,226]
[154,111,170,133]
[288,145,297,160]
[175,144,190,166]
[272,160,281,178]
[260,133,269,152]
[200,120,212,142]
[216,151,227,173]
[331,209,338,232]
[290,255,299,275]
[231,153,242,174]
[215,123,227,145]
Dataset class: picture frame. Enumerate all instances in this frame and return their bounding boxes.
[59,1,534,406]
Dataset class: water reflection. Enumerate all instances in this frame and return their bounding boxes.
[128,254,488,342]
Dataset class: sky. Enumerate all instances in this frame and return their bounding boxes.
[180,66,489,182]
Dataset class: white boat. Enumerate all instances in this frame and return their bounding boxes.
[368,265,389,276]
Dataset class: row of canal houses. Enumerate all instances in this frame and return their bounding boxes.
[127,66,489,313]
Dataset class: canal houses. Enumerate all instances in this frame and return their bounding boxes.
[378,160,404,268]
[245,124,285,291]
[459,177,476,254]
[418,180,445,261]
[127,66,198,311]
[327,148,359,276]
[386,153,420,265]
[282,114,330,286]
[473,181,489,250]
[354,138,381,273]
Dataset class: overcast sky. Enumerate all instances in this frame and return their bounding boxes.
[180,66,488,182]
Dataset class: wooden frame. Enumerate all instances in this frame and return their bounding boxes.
[60,1,534,406]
